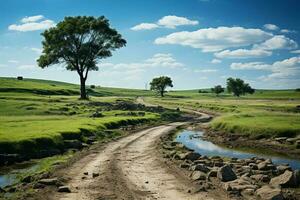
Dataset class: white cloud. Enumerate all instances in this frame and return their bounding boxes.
[98,53,184,70]
[253,35,298,50]
[8,60,19,64]
[230,62,271,70]
[215,49,272,59]
[131,23,159,31]
[157,15,198,29]
[8,15,55,32]
[17,64,36,70]
[131,15,198,31]
[231,56,300,82]
[211,59,221,64]
[30,47,42,54]
[291,50,300,54]
[263,24,279,31]
[280,29,294,33]
[21,15,44,23]
[0,64,7,68]
[155,27,272,52]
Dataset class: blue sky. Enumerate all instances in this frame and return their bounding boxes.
[0,0,300,89]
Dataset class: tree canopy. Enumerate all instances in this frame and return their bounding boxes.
[226,78,255,97]
[37,16,126,99]
[211,85,224,96]
[150,76,173,97]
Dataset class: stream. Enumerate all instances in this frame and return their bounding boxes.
[0,161,39,188]
[176,130,300,170]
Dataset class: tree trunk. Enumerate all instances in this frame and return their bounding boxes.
[160,90,164,97]
[80,76,87,99]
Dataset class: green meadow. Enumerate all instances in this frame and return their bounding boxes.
[1,77,300,157]
[145,89,300,139]
[0,77,159,157]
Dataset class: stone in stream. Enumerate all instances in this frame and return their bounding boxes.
[57,186,71,193]
[217,165,237,182]
[270,170,297,187]
[191,171,206,181]
[276,165,292,174]
[256,185,284,200]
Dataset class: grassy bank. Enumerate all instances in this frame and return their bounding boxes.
[144,91,300,139]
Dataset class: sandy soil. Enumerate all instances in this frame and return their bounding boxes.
[43,123,227,200]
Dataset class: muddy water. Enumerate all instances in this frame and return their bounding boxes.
[176,130,300,170]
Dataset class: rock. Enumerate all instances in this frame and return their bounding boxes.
[286,138,297,144]
[222,178,257,193]
[256,185,284,200]
[38,178,58,185]
[92,173,99,178]
[180,163,190,169]
[296,140,300,149]
[276,165,292,174]
[250,174,270,182]
[249,163,258,170]
[57,186,71,193]
[217,165,237,182]
[207,170,218,179]
[270,170,296,187]
[33,183,45,189]
[185,152,201,161]
[191,164,210,173]
[174,153,188,160]
[275,137,287,143]
[0,187,5,193]
[191,171,206,181]
[22,175,32,183]
[258,161,273,170]
[293,170,300,186]
[83,172,88,175]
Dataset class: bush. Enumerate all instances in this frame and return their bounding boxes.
[90,85,96,89]
[161,111,181,121]
[295,88,300,92]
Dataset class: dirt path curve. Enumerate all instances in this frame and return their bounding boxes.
[51,123,219,200]
[136,97,212,121]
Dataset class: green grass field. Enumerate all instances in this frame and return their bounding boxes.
[1,76,300,156]
[0,77,160,157]
[144,90,300,139]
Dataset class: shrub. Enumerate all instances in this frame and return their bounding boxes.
[90,85,96,89]
[161,111,181,121]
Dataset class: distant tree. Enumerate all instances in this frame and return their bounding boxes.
[150,76,173,97]
[37,16,126,99]
[296,88,300,92]
[211,85,224,96]
[226,78,255,97]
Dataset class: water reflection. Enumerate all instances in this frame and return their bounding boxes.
[176,130,300,170]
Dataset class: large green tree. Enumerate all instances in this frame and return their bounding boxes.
[227,77,255,97]
[150,76,173,97]
[37,16,126,99]
[211,85,224,96]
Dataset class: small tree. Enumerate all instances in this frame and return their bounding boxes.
[226,77,255,97]
[150,76,173,97]
[37,16,126,99]
[211,85,224,96]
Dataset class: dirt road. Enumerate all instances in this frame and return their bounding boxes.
[49,123,222,200]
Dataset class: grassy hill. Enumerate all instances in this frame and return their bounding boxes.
[0,77,161,162]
